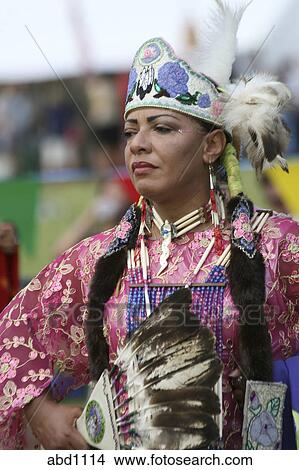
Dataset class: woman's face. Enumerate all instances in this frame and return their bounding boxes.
[124,108,211,204]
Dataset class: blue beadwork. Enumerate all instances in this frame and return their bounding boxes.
[126,263,227,357]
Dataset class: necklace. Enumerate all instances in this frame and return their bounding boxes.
[126,199,223,332]
[151,201,211,275]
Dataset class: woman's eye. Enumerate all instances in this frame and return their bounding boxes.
[124,130,135,139]
[155,126,172,134]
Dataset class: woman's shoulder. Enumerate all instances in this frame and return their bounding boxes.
[259,210,299,241]
[62,226,118,262]
[64,204,138,262]
[258,210,299,264]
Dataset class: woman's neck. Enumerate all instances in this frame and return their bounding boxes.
[152,190,210,223]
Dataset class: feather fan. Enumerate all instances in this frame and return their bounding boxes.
[115,288,223,449]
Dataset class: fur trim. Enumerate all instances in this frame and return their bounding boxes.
[86,205,141,381]
[227,195,272,381]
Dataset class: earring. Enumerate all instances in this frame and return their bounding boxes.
[209,163,223,255]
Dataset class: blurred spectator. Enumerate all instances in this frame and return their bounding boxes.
[85,75,120,130]
[0,74,129,178]
[0,222,19,311]
[0,85,33,178]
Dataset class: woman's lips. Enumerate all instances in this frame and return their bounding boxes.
[132,161,157,174]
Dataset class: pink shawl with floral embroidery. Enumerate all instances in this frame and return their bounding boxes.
[0,213,299,449]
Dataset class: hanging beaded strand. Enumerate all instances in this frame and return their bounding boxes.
[126,198,152,337]
[209,164,223,256]
[140,198,151,319]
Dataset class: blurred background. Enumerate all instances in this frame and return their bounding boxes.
[1,0,299,289]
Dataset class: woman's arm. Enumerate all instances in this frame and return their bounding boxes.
[0,232,111,449]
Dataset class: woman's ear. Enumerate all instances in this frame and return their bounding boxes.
[202,129,226,164]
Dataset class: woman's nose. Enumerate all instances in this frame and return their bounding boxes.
[129,130,152,155]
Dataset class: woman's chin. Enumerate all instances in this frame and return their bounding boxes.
[134,182,163,202]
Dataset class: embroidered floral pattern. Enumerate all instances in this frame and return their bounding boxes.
[250,411,278,447]
[104,204,137,258]
[115,221,132,240]
[154,62,204,108]
[0,353,19,383]
[0,380,42,412]
[243,381,286,450]
[232,212,253,242]
[43,272,63,299]
[281,233,299,263]
[75,253,95,285]
[125,37,224,129]
[190,232,211,250]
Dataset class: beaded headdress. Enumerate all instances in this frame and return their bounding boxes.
[125,37,225,128]
[125,0,291,176]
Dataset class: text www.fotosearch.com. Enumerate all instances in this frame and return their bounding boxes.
[47,452,253,467]
[113,453,253,466]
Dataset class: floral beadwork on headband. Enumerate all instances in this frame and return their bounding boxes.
[153,62,211,108]
[139,42,162,65]
[156,62,189,98]
[125,37,224,126]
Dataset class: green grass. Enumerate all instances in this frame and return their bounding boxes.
[21,180,98,278]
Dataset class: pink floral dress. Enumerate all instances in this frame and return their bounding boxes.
[0,213,299,449]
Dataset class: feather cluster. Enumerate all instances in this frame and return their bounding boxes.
[188,0,292,174]
[191,0,250,85]
[222,75,291,175]
[115,288,223,449]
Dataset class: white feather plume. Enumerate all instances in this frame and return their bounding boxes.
[189,0,251,85]
[222,73,291,173]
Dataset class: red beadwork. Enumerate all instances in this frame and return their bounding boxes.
[209,165,224,256]
[214,226,223,255]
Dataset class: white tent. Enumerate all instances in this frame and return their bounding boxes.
[0,0,293,83]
